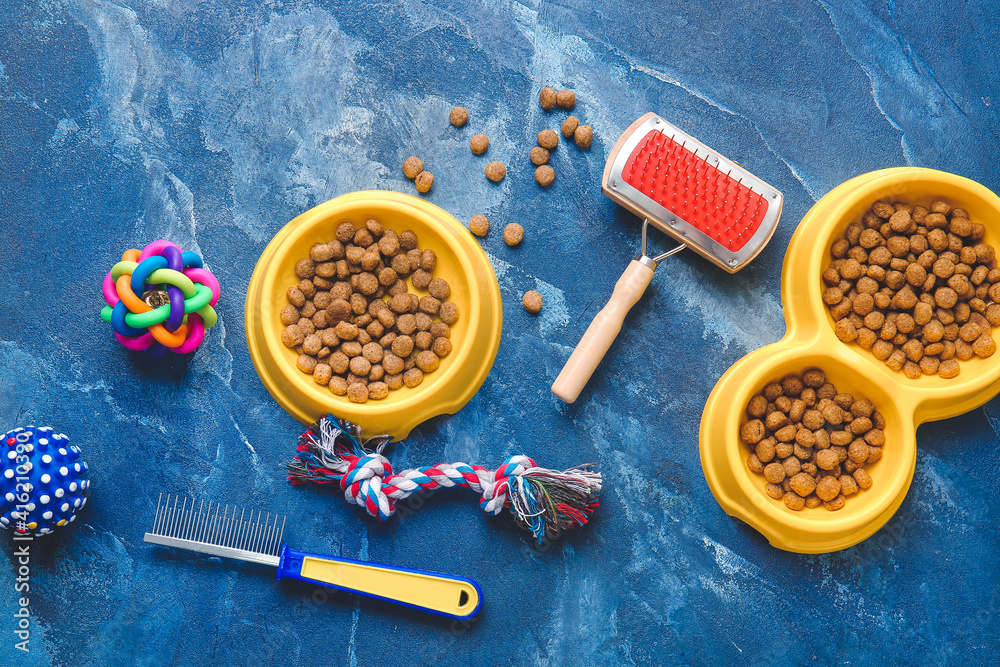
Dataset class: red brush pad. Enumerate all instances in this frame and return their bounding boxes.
[622,130,768,252]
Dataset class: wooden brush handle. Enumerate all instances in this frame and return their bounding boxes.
[552,259,655,403]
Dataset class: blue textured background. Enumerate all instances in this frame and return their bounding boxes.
[2,1,1000,665]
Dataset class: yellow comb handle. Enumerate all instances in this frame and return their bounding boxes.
[552,258,656,403]
[277,547,482,620]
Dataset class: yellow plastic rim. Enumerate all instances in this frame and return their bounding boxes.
[700,167,1000,553]
[246,191,503,441]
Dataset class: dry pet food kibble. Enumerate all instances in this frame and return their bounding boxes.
[738,368,885,512]
[537,129,558,150]
[574,125,593,150]
[556,89,576,110]
[469,215,490,237]
[485,161,506,183]
[449,107,469,127]
[823,199,999,379]
[414,171,434,194]
[523,290,543,314]
[535,165,555,188]
[279,220,458,403]
[530,147,550,166]
[504,223,524,247]
[539,87,557,111]
[402,156,423,179]
[561,116,579,139]
[470,134,489,156]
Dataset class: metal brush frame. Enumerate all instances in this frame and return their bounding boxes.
[636,218,686,270]
[602,113,783,274]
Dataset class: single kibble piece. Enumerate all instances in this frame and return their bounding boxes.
[537,129,559,150]
[470,134,489,155]
[414,171,434,193]
[523,290,543,314]
[574,125,593,150]
[428,278,451,300]
[281,325,304,348]
[439,301,460,324]
[485,161,506,182]
[449,106,469,127]
[529,147,550,166]
[539,87,557,110]
[504,223,524,247]
[561,115,579,139]
[402,156,423,179]
[347,383,369,404]
[556,89,576,110]
[469,215,490,237]
[535,165,555,187]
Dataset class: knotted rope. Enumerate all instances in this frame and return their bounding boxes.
[287,415,601,542]
[100,240,220,357]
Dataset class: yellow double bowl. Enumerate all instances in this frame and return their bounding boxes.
[701,167,1000,553]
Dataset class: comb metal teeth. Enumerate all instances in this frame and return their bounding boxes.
[143,493,286,567]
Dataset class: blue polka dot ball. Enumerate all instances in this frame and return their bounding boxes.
[1,426,90,536]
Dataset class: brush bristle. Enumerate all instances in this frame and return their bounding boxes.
[622,130,768,252]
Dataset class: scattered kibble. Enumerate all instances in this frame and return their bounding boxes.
[556,89,576,110]
[402,156,423,179]
[523,290,543,314]
[823,199,999,379]
[504,223,524,247]
[537,129,559,150]
[529,147,550,166]
[449,107,469,127]
[485,161,506,183]
[415,171,434,194]
[280,221,458,402]
[470,134,489,156]
[469,215,490,237]
[739,368,885,511]
[574,125,593,150]
[561,116,579,139]
[535,165,555,188]
[539,88,557,111]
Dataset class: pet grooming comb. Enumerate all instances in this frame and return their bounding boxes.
[143,494,482,620]
[552,112,783,403]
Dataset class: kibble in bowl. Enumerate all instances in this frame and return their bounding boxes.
[246,191,503,441]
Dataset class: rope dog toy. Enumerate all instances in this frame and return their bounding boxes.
[99,240,220,357]
[287,415,602,542]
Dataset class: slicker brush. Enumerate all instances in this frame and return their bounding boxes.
[552,112,784,403]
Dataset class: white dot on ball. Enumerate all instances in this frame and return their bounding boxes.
[42,455,52,463]
[61,503,69,512]
[83,463,88,470]
[4,493,13,502]
[26,503,34,511]
[0,517,7,524]
[3,470,12,479]
[41,474,51,483]
[69,482,77,492]
[25,445,33,452]
[69,514,76,522]
[6,451,15,460]
[59,448,67,456]
[42,511,52,520]
[59,467,68,476]
[23,484,31,493]
[80,498,87,508]
[40,495,49,504]
[74,463,81,472]
[74,498,81,508]
[38,438,48,445]
[55,489,64,498]
[22,462,31,471]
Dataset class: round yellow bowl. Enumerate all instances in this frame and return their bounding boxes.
[700,167,1000,553]
[246,191,503,441]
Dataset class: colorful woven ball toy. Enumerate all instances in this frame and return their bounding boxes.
[287,416,602,543]
[100,240,220,357]
[1,426,90,537]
